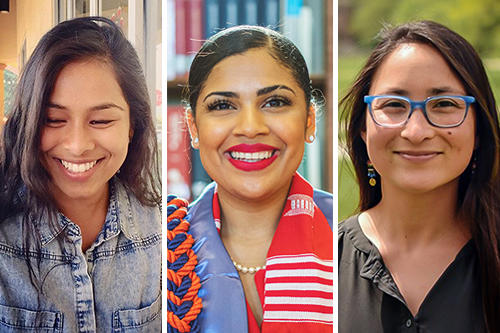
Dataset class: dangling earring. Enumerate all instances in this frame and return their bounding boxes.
[471,154,477,174]
[367,161,376,186]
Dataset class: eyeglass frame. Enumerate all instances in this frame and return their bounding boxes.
[364,95,476,128]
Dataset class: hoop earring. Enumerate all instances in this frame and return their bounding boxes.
[367,161,376,186]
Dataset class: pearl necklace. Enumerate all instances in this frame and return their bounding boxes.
[231,257,265,274]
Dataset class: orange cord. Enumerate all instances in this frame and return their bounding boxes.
[167,196,202,332]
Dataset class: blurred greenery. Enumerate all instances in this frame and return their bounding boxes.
[349,0,500,57]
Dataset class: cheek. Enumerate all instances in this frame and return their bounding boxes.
[364,121,390,156]
[108,130,131,156]
[275,113,308,140]
[39,128,55,153]
[197,120,229,150]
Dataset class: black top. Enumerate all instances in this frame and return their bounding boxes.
[338,215,484,333]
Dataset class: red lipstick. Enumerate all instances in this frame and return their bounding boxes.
[226,143,279,172]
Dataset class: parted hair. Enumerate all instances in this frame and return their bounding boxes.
[0,16,161,225]
[340,20,500,332]
[0,17,162,297]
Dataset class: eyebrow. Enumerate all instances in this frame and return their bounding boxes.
[202,85,296,103]
[377,87,465,97]
[46,102,126,111]
[257,85,296,96]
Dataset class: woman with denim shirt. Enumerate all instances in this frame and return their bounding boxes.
[0,17,161,332]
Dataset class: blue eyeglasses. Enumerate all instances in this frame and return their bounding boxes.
[364,95,475,128]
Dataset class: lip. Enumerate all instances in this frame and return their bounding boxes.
[395,151,441,161]
[225,143,280,171]
[54,157,102,181]
[226,143,279,153]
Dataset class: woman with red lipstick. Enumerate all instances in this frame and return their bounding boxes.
[339,21,500,332]
[167,26,333,332]
[0,18,161,332]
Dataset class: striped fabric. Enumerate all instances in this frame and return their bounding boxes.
[212,173,333,332]
[263,254,334,325]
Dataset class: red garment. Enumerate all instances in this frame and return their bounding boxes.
[212,173,333,332]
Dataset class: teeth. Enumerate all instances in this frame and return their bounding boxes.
[230,150,274,162]
[60,159,98,173]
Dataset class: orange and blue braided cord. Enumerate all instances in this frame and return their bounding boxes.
[167,195,203,333]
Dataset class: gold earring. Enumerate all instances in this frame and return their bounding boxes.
[368,161,377,186]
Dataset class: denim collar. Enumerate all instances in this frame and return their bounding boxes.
[35,177,144,247]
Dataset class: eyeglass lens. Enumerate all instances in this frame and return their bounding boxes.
[371,97,467,127]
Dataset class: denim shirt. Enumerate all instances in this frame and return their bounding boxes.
[0,179,161,333]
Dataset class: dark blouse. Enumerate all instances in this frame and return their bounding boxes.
[338,215,484,333]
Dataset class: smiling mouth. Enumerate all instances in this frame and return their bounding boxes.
[396,151,440,156]
[395,152,441,161]
[59,159,100,173]
[229,150,276,162]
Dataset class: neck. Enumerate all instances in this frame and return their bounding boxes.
[52,184,109,234]
[218,183,290,242]
[217,180,291,266]
[362,180,470,250]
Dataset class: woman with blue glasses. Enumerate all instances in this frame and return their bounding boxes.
[339,21,500,332]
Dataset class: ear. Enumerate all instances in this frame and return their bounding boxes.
[361,130,367,143]
[305,104,317,143]
[129,127,134,143]
[186,109,199,149]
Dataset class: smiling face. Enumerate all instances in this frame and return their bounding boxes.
[188,48,315,202]
[364,43,476,195]
[40,60,131,208]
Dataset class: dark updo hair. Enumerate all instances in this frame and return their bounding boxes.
[184,25,314,116]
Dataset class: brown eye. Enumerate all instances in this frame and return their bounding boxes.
[263,96,292,108]
[206,99,236,111]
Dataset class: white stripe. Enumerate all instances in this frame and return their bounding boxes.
[264,310,333,323]
[267,254,334,267]
[266,268,333,280]
[265,282,334,292]
[265,296,333,307]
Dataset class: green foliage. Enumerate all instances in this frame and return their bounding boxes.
[338,157,359,221]
[338,56,365,122]
[349,0,500,57]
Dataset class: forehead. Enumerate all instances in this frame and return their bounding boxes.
[200,48,302,95]
[370,43,466,96]
[50,60,126,103]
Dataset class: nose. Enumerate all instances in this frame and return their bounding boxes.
[62,123,95,155]
[232,104,269,138]
[400,107,435,143]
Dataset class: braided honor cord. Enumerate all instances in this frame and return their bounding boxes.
[167,195,203,333]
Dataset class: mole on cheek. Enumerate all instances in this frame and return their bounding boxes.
[447,131,452,135]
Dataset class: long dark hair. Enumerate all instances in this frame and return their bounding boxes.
[184,25,315,116]
[0,17,160,289]
[340,20,500,332]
